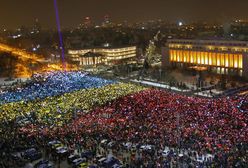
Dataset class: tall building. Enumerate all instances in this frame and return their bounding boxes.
[102,15,111,27]
[33,18,41,33]
[83,16,93,28]
[162,39,248,78]
[68,46,137,66]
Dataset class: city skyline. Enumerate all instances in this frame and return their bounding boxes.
[1,0,248,29]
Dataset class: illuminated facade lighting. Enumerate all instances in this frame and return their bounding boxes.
[162,39,248,77]
[68,46,137,66]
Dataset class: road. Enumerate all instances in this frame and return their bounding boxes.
[0,43,44,63]
[0,43,77,77]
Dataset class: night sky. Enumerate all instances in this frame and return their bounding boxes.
[1,0,248,29]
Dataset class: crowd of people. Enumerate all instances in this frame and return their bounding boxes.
[0,71,115,104]
[19,90,248,166]
[0,82,144,125]
[238,94,248,113]
[0,71,247,167]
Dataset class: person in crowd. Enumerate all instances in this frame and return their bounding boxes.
[0,71,247,167]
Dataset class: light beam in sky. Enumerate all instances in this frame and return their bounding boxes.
[53,0,66,70]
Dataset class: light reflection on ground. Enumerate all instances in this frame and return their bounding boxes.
[0,43,78,77]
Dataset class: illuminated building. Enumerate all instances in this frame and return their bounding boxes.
[162,39,248,77]
[79,52,103,66]
[83,16,93,28]
[68,46,137,66]
[102,14,112,27]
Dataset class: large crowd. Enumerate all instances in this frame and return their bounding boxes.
[0,83,144,125]
[0,71,247,167]
[18,89,248,165]
[0,71,115,104]
[238,94,248,113]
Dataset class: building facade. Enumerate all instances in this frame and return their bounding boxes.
[78,52,104,66]
[162,39,248,78]
[68,46,137,66]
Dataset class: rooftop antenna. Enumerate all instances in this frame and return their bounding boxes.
[53,0,66,70]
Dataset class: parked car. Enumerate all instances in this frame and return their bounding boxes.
[122,142,132,150]
[97,157,107,166]
[81,150,94,159]
[23,148,42,161]
[162,147,170,157]
[34,160,54,168]
[55,146,69,158]
[77,162,88,168]
[100,139,109,147]
[68,154,80,164]
[107,141,116,148]
[112,163,123,168]
[47,140,61,146]
[56,146,68,154]
[72,158,87,168]
[196,155,204,163]
[140,145,154,151]
[101,156,121,168]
